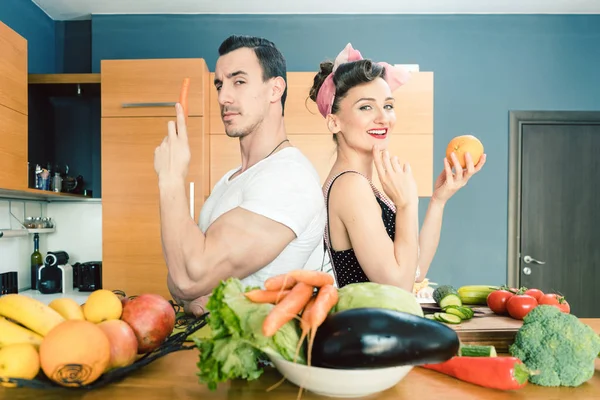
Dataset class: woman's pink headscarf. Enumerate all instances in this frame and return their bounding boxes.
[315,43,412,118]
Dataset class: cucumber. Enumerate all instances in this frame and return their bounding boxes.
[435,312,462,324]
[425,314,436,320]
[439,294,462,309]
[457,285,499,305]
[444,306,469,320]
[458,306,475,319]
[458,345,497,357]
[433,285,459,304]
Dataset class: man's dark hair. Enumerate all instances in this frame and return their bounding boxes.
[218,35,288,115]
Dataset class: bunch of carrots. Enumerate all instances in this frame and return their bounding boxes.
[244,270,339,367]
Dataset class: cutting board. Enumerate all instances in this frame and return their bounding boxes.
[423,305,524,353]
[450,307,523,353]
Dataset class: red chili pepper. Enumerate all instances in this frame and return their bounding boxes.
[179,77,190,122]
[421,356,530,391]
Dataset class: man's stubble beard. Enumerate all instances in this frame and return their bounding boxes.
[225,116,264,139]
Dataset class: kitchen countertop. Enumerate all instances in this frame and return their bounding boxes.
[18,289,91,305]
[2,319,599,400]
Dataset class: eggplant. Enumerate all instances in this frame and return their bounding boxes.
[309,307,460,369]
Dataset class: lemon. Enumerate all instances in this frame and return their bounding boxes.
[0,343,40,385]
[82,290,123,323]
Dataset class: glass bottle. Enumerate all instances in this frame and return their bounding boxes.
[30,233,43,290]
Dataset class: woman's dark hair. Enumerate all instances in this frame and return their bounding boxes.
[309,59,385,143]
[309,59,386,115]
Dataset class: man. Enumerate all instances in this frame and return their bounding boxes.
[154,35,326,315]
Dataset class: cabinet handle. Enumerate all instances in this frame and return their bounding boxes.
[189,182,195,221]
[121,102,176,108]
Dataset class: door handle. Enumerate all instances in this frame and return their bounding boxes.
[121,102,176,108]
[523,255,545,265]
[189,182,195,220]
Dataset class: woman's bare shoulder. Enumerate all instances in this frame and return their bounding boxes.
[327,172,380,216]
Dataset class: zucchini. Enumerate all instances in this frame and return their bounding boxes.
[457,285,499,305]
[435,312,462,324]
[310,308,460,369]
[458,345,497,357]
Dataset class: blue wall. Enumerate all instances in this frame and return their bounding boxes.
[91,14,600,288]
[0,0,56,73]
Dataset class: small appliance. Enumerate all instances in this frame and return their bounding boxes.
[38,250,72,294]
[72,261,102,292]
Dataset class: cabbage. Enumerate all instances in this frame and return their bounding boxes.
[333,282,424,317]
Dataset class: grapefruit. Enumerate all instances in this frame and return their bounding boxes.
[446,135,484,169]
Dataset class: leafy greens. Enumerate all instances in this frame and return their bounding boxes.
[193,278,305,390]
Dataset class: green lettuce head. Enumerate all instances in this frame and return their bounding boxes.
[194,278,304,390]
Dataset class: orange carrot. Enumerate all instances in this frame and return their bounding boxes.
[306,284,338,368]
[264,275,297,291]
[245,289,290,304]
[265,270,333,292]
[290,286,338,400]
[179,77,190,122]
[307,284,338,329]
[287,270,334,288]
[294,296,316,362]
[262,282,314,337]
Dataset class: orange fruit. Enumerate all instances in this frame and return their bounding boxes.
[445,135,484,169]
[39,320,110,387]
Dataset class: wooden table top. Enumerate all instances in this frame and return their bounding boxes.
[2,319,599,400]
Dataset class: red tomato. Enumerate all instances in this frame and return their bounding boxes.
[524,288,544,301]
[487,290,514,314]
[538,293,570,313]
[506,294,538,320]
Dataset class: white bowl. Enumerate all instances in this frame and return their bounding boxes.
[266,355,413,398]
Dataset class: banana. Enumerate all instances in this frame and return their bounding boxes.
[48,298,85,321]
[0,317,43,348]
[0,294,65,336]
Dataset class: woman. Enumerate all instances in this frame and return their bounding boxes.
[309,44,486,292]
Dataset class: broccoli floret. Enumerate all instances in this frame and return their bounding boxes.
[509,305,600,387]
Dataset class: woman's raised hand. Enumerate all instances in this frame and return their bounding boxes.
[373,146,418,209]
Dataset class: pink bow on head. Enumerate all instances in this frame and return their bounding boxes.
[316,43,412,118]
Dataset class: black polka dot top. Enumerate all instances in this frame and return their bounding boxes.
[323,170,400,288]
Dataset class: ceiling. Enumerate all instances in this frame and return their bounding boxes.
[32,0,600,21]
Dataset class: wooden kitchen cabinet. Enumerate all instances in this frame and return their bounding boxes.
[101,59,208,118]
[208,71,434,196]
[0,21,28,192]
[101,59,210,299]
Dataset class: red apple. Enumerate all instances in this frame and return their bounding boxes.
[120,294,176,354]
[98,319,138,370]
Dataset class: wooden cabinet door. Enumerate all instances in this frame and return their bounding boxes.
[101,116,205,299]
[0,22,27,115]
[101,59,208,118]
[0,104,27,190]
